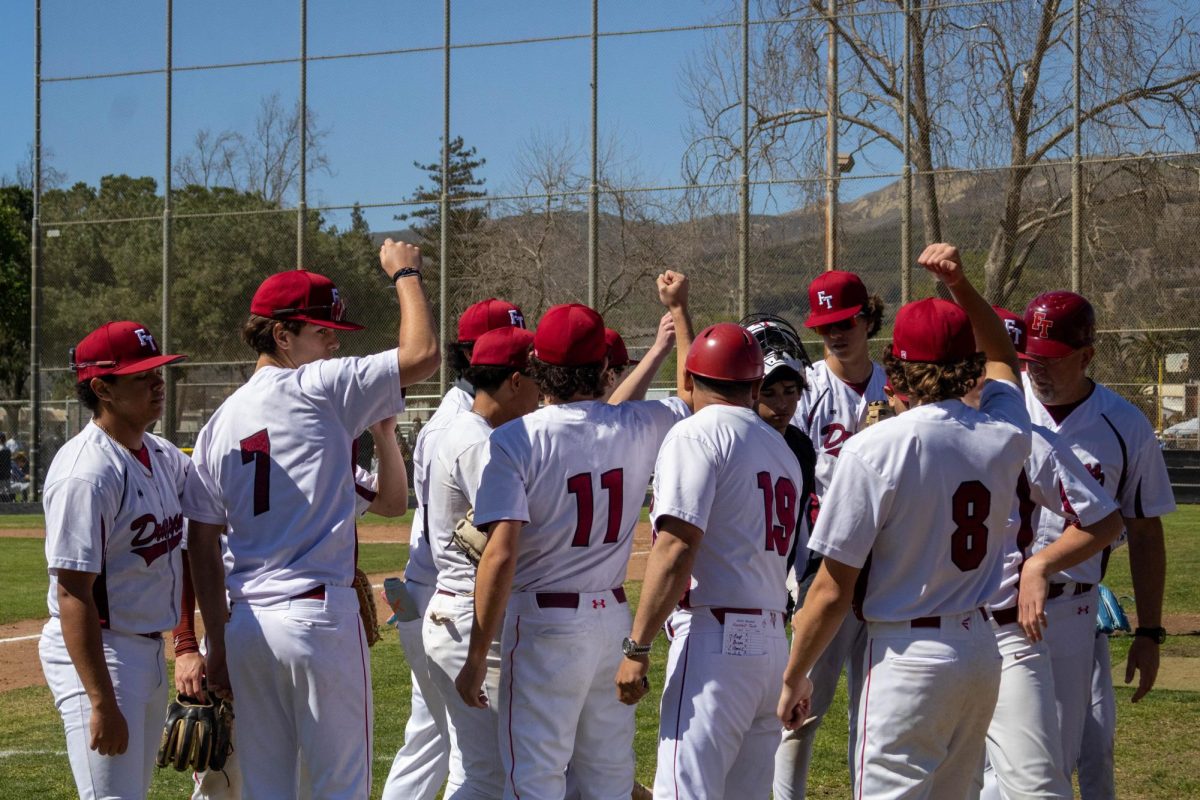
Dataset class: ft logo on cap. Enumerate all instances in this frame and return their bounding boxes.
[817,291,833,309]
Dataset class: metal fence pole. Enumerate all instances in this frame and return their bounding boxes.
[900,0,912,304]
[737,0,750,317]
[588,0,599,309]
[1070,0,1082,292]
[824,0,839,272]
[163,0,176,441]
[439,0,451,395]
[297,0,308,269]
[29,0,43,500]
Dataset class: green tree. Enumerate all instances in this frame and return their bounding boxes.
[0,185,32,435]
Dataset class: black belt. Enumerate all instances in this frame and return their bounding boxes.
[909,608,987,628]
[709,607,763,625]
[536,587,627,609]
[990,606,1019,626]
[1047,582,1093,600]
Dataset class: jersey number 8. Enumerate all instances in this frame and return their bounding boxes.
[951,480,990,572]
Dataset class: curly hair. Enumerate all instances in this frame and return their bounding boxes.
[241,315,305,355]
[883,350,985,405]
[75,376,118,414]
[863,294,886,338]
[529,357,606,403]
[447,342,473,380]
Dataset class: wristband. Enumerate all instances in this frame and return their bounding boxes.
[392,267,421,283]
[1134,626,1166,644]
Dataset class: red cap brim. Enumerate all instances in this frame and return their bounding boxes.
[111,353,188,375]
[804,305,862,329]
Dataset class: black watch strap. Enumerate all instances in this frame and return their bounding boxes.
[392,267,421,283]
[1134,626,1166,644]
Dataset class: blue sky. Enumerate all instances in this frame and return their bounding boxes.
[6,1,837,231]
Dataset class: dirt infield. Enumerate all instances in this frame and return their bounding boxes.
[0,520,655,693]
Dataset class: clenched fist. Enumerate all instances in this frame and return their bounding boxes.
[380,238,422,280]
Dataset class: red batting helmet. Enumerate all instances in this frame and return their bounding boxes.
[1023,291,1095,360]
[685,323,765,383]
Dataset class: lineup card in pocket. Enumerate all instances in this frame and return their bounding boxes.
[722,613,767,656]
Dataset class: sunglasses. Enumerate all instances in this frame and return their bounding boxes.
[813,315,862,336]
[68,347,117,370]
[273,300,348,323]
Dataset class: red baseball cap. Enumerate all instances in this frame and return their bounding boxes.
[71,321,186,383]
[992,306,1027,355]
[250,270,364,331]
[891,298,977,363]
[805,270,869,328]
[458,298,526,344]
[470,327,535,370]
[533,304,607,367]
[1023,291,1095,360]
[604,328,637,369]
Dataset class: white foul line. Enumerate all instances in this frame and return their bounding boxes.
[0,633,40,645]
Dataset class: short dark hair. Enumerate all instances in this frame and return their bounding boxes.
[762,367,804,391]
[76,375,118,414]
[529,357,606,403]
[692,373,756,401]
[462,364,519,394]
[242,314,305,355]
[447,342,473,381]
[863,294,886,339]
[883,350,985,404]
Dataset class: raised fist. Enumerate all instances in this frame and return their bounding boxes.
[657,270,689,309]
[916,243,965,287]
[380,238,422,279]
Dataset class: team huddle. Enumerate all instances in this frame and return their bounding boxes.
[39,238,1173,800]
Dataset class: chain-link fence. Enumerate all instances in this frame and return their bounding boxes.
[10,0,1200,500]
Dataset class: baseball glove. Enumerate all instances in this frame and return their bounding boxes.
[1097,584,1132,635]
[156,693,233,773]
[864,400,895,427]
[451,509,489,567]
[354,567,382,647]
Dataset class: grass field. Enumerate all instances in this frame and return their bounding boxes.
[0,510,1196,797]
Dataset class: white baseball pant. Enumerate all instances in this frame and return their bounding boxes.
[382,578,455,800]
[39,618,168,800]
[856,610,1001,800]
[225,586,372,799]
[1077,632,1116,800]
[980,616,1072,800]
[655,607,789,800]
[1043,584,1100,791]
[423,590,505,800]
[773,610,866,799]
[499,589,635,800]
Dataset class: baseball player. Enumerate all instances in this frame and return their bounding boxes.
[776,270,887,799]
[182,240,438,799]
[615,323,807,799]
[455,287,692,799]
[778,244,1032,799]
[182,416,408,800]
[1020,290,1175,798]
[39,321,191,800]
[422,326,540,799]
[382,296,525,800]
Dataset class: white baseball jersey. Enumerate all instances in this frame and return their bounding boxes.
[1024,381,1175,584]
[182,350,405,603]
[427,411,492,595]
[652,404,804,612]
[43,423,192,634]
[474,399,688,592]
[792,359,888,496]
[405,383,473,586]
[988,424,1118,611]
[810,379,1031,621]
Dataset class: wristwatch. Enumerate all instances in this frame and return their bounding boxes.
[1134,626,1167,644]
[622,637,652,657]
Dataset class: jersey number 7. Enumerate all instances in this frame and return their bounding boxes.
[567,469,624,547]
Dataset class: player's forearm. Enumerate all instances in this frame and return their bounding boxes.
[186,522,230,650]
[944,271,1019,376]
[629,534,695,645]
[57,585,118,708]
[783,562,855,684]
[670,305,694,405]
[172,550,200,656]
[368,430,409,517]
[1127,517,1166,628]
[610,346,670,404]
[395,275,439,387]
[1023,511,1124,578]
[469,523,518,663]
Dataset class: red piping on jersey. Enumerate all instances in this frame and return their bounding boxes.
[857,639,873,800]
[672,633,692,800]
[507,616,522,800]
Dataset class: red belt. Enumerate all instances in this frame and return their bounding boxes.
[139,632,162,640]
[436,589,468,598]
[909,608,987,628]
[1047,582,1093,599]
[292,585,326,601]
[536,587,627,609]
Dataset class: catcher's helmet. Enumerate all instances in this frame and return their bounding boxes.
[686,323,765,383]
[1023,291,1095,359]
[739,313,813,370]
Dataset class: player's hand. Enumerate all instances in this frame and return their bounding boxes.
[380,238,422,279]
[368,416,397,439]
[1125,636,1160,703]
[657,270,689,309]
[1016,559,1051,643]
[916,243,966,287]
[777,676,814,730]
[456,658,489,709]
[648,312,676,356]
[174,651,207,701]
[89,697,129,756]
[203,643,234,702]
[615,655,652,705]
